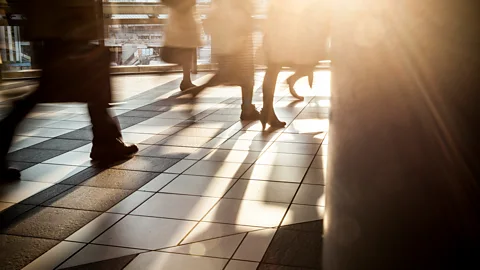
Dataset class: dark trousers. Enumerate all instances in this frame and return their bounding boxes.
[0,88,122,162]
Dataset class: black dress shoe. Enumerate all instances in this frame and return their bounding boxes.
[90,139,139,164]
[240,104,261,121]
[0,167,21,181]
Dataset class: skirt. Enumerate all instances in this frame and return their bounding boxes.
[214,36,254,88]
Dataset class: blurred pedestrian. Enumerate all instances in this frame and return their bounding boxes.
[182,0,260,121]
[161,0,202,91]
[1,0,138,180]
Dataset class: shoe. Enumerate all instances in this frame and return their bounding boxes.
[286,76,305,101]
[308,71,314,88]
[180,81,197,91]
[90,138,138,164]
[240,104,261,121]
[260,109,286,131]
[0,165,21,181]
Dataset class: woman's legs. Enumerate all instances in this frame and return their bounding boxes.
[261,64,286,129]
[180,49,196,91]
[287,65,315,100]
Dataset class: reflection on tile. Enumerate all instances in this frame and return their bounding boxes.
[267,142,319,155]
[108,191,154,214]
[233,229,277,261]
[43,151,92,166]
[242,165,307,183]
[139,173,178,192]
[202,149,261,164]
[59,244,143,269]
[21,164,86,184]
[293,185,325,206]
[184,161,250,178]
[162,175,235,197]
[113,156,180,173]
[67,213,124,242]
[282,205,325,226]
[225,260,260,270]
[232,131,281,142]
[161,136,213,148]
[219,139,271,152]
[162,233,244,258]
[16,127,73,138]
[139,145,197,159]
[256,152,314,168]
[9,136,49,153]
[276,133,324,144]
[204,199,288,227]
[303,168,326,185]
[132,193,218,221]
[23,241,85,270]
[0,181,52,203]
[125,251,227,270]
[94,215,196,250]
[225,180,299,203]
[165,159,197,174]
[183,222,259,244]
[184,148,213,160]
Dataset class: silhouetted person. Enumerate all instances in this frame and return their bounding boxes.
[0,0,138,180]
[182,0,260,121]
[161,0,202,91]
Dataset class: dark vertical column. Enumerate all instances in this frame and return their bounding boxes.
[325,1,480,269]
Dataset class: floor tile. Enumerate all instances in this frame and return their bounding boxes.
[0,181,53,203]
[59,244,142,269]
[132,193,218,221]
[60,167,105,186]
[311,155,327,169]
[112,156,180,173]
[121,132,156,144]
[162,233,245,258]
[93,215,196,250]
[161,175,235,197]
[303,168,326,185]
[0,202,14,212]
[3,206,100,240]
[16,127,73,138]
[20,164,86,184]
[43,151,92,166]
[7,148,66,163]
[46,120,90,130]
[232,130,281,142]
[0,204,36,228]
[281,205,325,226]
[122,124,173,134]
[164,159,197,173]
[284,119,329,134]
[57,129,94,141]
[30,138,90,151]
[256,152,314,167]
[276,133,325,144]
[175,127,225,138]
[184,161,250,178]
[79,169,158,190]
[317,146,328,156]
[161,135,214,148]
[22,241,85,270]
[44,186,132,211]
[139,173,178,192]
[184,148,213,160]
[267,142,320,155]
[202,149,261,164]
[204,199,288,227]
[9,136,49,153]
[257,263,311,270]
[242,165,308,183]
[139,145,197,159]
[225,260,260,270]
[233,229,277,261]
[135,134,169,145]
[225,180,299,203]
[0,234,59,270]
[124,251,228,270]
[108,191,154,214]
[21,184,74,205]
[67,213,124,242]
[219,139,272,152]
[8,161,37,171]
[183,222,260,244]
[293,185,325,206]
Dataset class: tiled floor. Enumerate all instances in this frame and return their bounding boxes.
[0,71,329,270]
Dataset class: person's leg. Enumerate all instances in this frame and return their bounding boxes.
[88,104,138,163]
[240,83,260,120]
[260,64,286,129]
[287,65,314,100]
[180,49,196,91]
[0,92,40,179]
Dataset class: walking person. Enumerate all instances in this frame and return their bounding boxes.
[161,0,202,91]
[182,0,260,121]
[1,0,138,181]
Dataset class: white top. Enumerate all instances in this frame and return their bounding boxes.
[164,3,203,48]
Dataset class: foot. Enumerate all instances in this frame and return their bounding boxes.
[286,77,305,101]
[240,104,261,121]
[0,166,21,181]
[260,109,286,131]
[90,139,139,164]
[180,81,197,91]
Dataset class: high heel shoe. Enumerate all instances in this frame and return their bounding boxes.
[260,109,286,131]
[286,77,305,101]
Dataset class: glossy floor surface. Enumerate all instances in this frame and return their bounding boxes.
[0,71,329,270]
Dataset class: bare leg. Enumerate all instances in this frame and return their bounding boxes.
[260,64,286,129]
[180,50,196,91]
